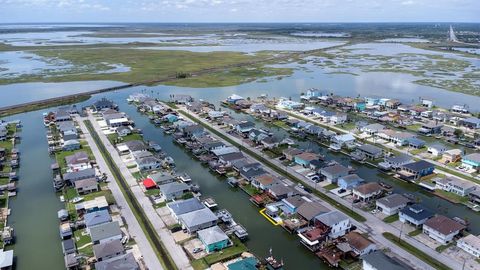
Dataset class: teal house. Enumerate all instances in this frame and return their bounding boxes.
[228,257,258,270]
[462,153,480,172]
[197,225,230,253]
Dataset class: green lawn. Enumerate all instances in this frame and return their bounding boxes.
[202,238,248,266]
[240,184,261,196]
[324,183,338,191]
[145,188,160,197]
[383,214,399,223]
[108,133,144,145]
[74,229,93,257]
[434,190,469,204]
[55,146,94,172]
[383,232,451,270]
[435,242,454,253]
[408,229,422,237]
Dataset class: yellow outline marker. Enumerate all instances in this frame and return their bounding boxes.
[259,208,282,226]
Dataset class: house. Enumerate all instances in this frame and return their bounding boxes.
[74,178,98,195]
[418,122,443,135]
[407,137,426,149]
[83,196,109,213]
[331,133,355,147]
[235,121,255,133]
[65,151,91,171]
[136,156,162,171]
[226,94,244,104]
[435,177,477,197]
[0,249,13,270]
[301,88,322,100]
[116,126,131,137]
[159,182,190,200]
[296,201,329,225]
[423,215,465,244]
[89,221,122,245]
[93,239,124,261]
[59,222,72,239]
[61,239,76,255]
[384,154,414,170]
[63,139,81,151]
[183,124,204,138]
[249,103,269,114]
[315,210,351,239]
[93,98,117,111]
[211,146,239,157]
[356,144,383,159]
[163,113,178,123]
[261,136,280,149]
[104,113,129,128]
[362,250,412,270]
[460,117,480,129]
[320,164,349,184]
[298,225,330,251]
[95,253,139,270]
[330,113,347,124]
[344,231,376,256]
[361,123,385,136]
[375,194,410,215]
[84,210,111,228]
[377,130,415,146]
[427,144,447,157]
[167,198,205,221]
[283,148,303,161]
[294,152,321,167]
[178,208,218,233]
[0,128,6,141]
[337,174,365,190]
[238,164,267,182]
[457,234,480,258]
[63,168,96,185]
[398,160,435,181]
[352,182,383,201]
[268,184,297,200]
[170,94,193,104]
[55,109,71,122]
[197,225,230,253]
[277,98,304,110]
[220,152,247,167]
[251,174,278,190]
[249,129,269,142]
[462,153,480,172]
[281,195,306,213]
[441,149,462,164]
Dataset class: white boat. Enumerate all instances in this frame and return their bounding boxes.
[59,195,65,202]
[329,143,342,152]
[70,196,84,203]
[179,173,192,183]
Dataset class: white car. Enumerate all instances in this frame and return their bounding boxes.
[370,209,379,214]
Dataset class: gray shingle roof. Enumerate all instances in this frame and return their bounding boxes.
[95,252,138,270]
[84,210,111,228]
[93,239,124,260]
[178,208,217,228]
[376,194,410,208]
[315,210,349,226]
[197,225,229,246]
[89,221,122,243]
[167,198,205,216]
[159,182,189,195]
[363,251,412,270]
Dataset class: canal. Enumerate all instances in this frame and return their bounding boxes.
[116,99,329,269]
[225,108,480,235]
[5,111,64,270]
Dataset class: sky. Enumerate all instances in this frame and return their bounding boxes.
[0,0,478,23]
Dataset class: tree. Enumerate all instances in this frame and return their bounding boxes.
[454,128,463,138]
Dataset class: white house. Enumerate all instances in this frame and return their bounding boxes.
[423,215,465,244]
[330,113,347,125]
[315,211,351,239]
[435,177,477,197]
[457,234,480,258]
[427,144,447,157]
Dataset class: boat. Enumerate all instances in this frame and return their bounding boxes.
[148,141,162,152]
[233,224,249,240]
[378,181,392,189]
[265,249,284,270]
[179,173,192,183]
[350,151,366,163]
[70,196,84,203]
[202,197,218,209]
[329,143,342,152]
[164,156,175,166]
[453,217,469,226]
[227,177,239,187]
[189,184,201,193]
[59,195,65,202]
[403,193,416,200]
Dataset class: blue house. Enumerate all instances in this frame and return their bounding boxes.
[398,160,435,181]
[226,94,245,104]
[355,101,366,112]
[407,137,426,149]
[462,153,480,172]
[197,225,230,253]
[338,174,365,190]
[164,114,178,123]
[281,195,305,213]
[294,152,320,167]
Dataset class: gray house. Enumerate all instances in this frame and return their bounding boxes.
[93,239,125,262]
[95,253,139,270]
[159,182,190,200]
[89,221,122,245]
[63,168,96,185]
[320,164,349,183]
[178,208,218,233]
[167,198,205,220]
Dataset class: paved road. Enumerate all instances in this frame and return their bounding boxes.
[76,116,164,270]
[178,107,464,270]
[86,113,193,270]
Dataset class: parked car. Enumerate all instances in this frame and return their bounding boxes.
[338,189,346,194]
[193,248,203,254]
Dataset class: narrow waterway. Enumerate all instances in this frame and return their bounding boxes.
[227,109,480,234]
[5,111,64,270]
[117,101,330,269]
